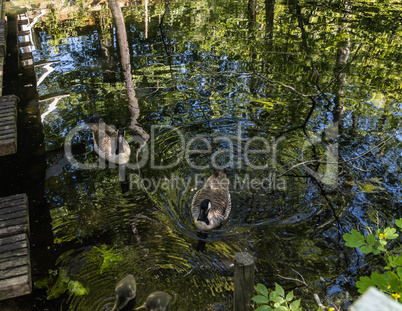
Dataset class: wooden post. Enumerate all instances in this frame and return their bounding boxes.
[234,252,255,311]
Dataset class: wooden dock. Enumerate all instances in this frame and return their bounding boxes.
[0,194,31,300]
[0,95,18,157]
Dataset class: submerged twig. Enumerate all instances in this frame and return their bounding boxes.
[277,269,308,287]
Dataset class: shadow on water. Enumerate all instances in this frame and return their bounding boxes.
[1,0,401,310]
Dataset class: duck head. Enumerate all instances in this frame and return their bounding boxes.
[197,199,211,225]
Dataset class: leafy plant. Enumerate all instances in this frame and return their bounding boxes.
[35,268,88,300]
[343,218,402,302]
[93,245,124,274]
[252,283,309,311]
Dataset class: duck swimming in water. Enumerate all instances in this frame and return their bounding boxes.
[111,274,137,311]
[191,169,231,231]
[88,117,131,164]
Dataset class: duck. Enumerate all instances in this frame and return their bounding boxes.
[135,291,172,311]
[111,274,137,311]
[191,169,231,231]
[88,117,131,164]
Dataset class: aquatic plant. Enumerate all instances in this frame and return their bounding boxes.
[343,218,402,302]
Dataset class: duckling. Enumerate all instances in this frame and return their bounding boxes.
[111,275,137,311]
[88,117,131,164]
[135,291,172,311]
[191,169,231,231]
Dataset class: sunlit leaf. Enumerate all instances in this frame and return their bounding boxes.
[343,229,365,248]
[275,283,284,297]
[256,283,269,297]
[252,295,269,304]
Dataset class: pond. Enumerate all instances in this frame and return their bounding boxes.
[0,0,401,310]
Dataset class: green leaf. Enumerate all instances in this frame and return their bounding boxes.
[255,306,273,311]
[257,283,269,297]
[274,307,288,311]
[373,248,382,255]
[384,228,398,239]
[397,267,402,279]
[67,280,88,296]
[47,269,70,300]
[252,295,269,304]
[271,295,284,305]
[270,291,279,299]
[360,245,373,254]
[395,256,402,266]
[385,271,399,291]
[371,272,386,289]
[366,234,376,246]
[356,276,375,293]
[275,283,285,297]
[395,219,402,229]
[290,299,301,310]
[343,229,365,248]
[286,290,294,301]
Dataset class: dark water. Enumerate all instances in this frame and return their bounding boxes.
[1,0,401,310]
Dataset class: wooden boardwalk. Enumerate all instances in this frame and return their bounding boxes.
[0,95,18,157]
[0,194,31,300]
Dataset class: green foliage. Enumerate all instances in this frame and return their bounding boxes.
[342,219,402,302]
[252,283,303,311]
[34,268,88,300]
[93,245,124,274]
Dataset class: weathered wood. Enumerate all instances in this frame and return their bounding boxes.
[18,30,30,36]
[0,95,18,156]
[0,274,31,300]
[350,287,402,311]
[20,52,33,60]
[18,41,32,47]
[0,194,29,237]
[17,19,29,25]
[0,194,31,300]
[0,19,6,60]
[234,252,255,311]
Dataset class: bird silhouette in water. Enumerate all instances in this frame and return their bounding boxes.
[111,275,136,311]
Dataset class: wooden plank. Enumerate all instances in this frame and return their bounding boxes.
[0,217,28,229]
[0,195,29,237]
[0,139,17,156]
[0,233,26,246]
[0,224,28,237]
[18,19,29,25]
[0,194,26,204]
[0,204,27,215]
[0,247,28,261]
[0,256,28,271]
[0,96,17,156]
[0,275,31,300]
[0,199,25,209]
[0,210,27,222]
[0,102,15,110]
[0,265,29,281]
[0,231,31,300]
[18,30,30,36]
[20,52,33,60]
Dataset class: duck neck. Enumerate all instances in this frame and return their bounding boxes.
[198,201,211,225]
[116,135,124,155]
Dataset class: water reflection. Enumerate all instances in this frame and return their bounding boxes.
[2,0,400,310]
